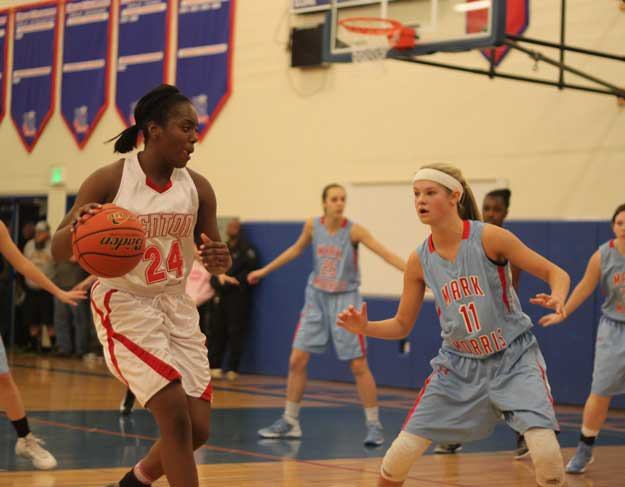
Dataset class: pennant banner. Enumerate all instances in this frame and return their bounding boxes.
[467,0,529,66]
[175,0,234,139]
[116,0,170,126]
[0,11,8,124]
[11,2,58,152]
[61,0,112,148]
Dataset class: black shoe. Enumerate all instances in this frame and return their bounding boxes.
[120,390,136,416]
[514,434,530,459]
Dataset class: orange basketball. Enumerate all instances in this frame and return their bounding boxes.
[72,203,146,278]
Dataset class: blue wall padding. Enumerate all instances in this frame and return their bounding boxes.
[239,220,622,408]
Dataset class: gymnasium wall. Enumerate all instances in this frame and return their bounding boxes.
[240,219,625,408]
[0,0,622,221]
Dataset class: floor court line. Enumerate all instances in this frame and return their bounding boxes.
[21,416,475,487]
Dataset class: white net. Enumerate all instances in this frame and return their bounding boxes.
[351,46,390,63]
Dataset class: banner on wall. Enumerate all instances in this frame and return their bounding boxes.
[116,0,170,127]
[11,2,58,152]
[175,0,234,139]
[467,0,529,66]
[61,0,112,148]
[0,11,8,124]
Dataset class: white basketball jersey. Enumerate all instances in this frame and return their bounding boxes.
[100,153,199,297]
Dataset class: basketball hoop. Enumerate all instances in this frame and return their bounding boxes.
[339,16,418,55]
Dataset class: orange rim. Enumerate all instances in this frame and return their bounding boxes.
[339,17,402,36]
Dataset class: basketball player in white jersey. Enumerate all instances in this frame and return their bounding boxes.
[51,85,231,487]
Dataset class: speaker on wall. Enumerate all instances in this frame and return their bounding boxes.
[290,25,325,68]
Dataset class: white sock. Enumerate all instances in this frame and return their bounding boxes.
[134,461,155,484]
[284,401,301,423]
[365,406,380,424]
[581,426,599,438]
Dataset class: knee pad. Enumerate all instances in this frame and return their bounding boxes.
[380,431,431,482]
[524,428,565,487]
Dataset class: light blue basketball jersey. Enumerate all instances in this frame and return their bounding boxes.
[418,220,533,358]
[599,240,625,322]
[308,217,360,293]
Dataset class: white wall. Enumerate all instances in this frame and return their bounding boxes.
[0,0,623,221]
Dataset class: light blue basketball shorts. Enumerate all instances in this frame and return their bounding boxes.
[591,316,625,397]
[292,286,366,361]
[402,332,559,444]
[0,336,9,375]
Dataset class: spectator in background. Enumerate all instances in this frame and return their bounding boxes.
[209,219,257,381]
[53,255,90,358]
[22,221,55,352]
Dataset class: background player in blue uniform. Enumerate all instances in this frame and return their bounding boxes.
[540,203,625,474]
[337,164,569,487]
[248,183,405,446]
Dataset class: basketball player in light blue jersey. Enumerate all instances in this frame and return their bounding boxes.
[248,184,405,446]
[540,203,625,474]
[338,164,569,487]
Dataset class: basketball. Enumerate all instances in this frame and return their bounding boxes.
[72,203,146,278]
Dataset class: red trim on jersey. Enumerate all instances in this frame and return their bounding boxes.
[200,381,213,401]
[402,373,433,430]
[341,218,348,228]
[91,286,182,383]
[320,216,325,225]
[497,266,511,312]
[462,220,470,239]
[428,235,435,253]
[610,239,615,248]
[429,221,470,253]
[145,176,173,193]
[357,334,366,357]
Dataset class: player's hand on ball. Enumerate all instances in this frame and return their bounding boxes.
[57,289,87,307]
[71,203,102,229]
[199,233,231,274]
[247,269,264,285]
[336,302,369,334]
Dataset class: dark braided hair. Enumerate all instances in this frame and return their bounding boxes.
[107,84,191,153]
[486,188,511,210]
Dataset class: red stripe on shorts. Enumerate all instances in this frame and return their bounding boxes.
[402,373,433,430]
[91,287,128,387]
[358,334,366,357]
[536,360,555,406]
[201,381,213,401]
[92,287,182,383]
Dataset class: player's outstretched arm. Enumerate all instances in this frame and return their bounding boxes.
[482,224,571,324]
[337,251,425,339]
[0,222,85,306]
[537,250,601,327]
[351,223,406,272]
[51,163,121,262]
[248,218,313,284]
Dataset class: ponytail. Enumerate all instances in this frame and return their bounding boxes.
[106,84,191,153]
[420,163,482,221]
[107,124,141,153]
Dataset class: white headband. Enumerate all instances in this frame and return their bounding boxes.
[412,168,464,197]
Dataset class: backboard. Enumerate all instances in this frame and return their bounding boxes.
[323,0,507,63]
